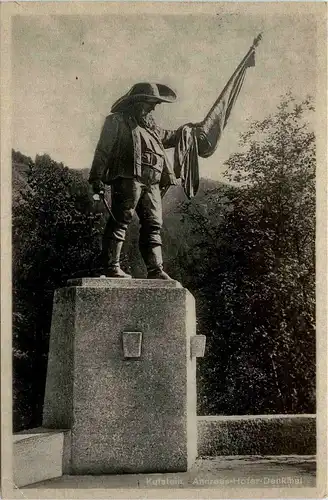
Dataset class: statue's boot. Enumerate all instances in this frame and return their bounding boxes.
[140,244,174,280]
[101,239,132,278]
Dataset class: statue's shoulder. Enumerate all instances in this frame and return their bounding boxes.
[104,113,124,133]
[102,112,125,132]
[105,112,124,123]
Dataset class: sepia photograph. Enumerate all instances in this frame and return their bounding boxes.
[1,1,327,498]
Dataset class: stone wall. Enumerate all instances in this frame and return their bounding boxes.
[197,415,316,456]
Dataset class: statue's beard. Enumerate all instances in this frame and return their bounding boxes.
[134,110,157,130]
[124,103,157,130]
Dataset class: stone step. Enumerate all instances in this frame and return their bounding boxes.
[21,456,316,490]
[197,415,316,456]
[14,415,316,487]
[13,428,70,488]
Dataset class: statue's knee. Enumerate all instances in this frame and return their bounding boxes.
[103,216,129,243]
[139,223,162,247]
[149,234,162,246]
[110,227,126,242]
[106,207,135,241]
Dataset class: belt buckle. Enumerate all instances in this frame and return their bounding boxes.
[151,153,158,167]
[142,151,163,174]
[142,152,152,166]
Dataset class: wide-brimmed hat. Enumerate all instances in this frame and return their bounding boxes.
[111,82,177,113]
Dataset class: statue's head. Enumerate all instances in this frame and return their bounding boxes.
[111,82,177,114]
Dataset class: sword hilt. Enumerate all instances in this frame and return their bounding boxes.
[92,189,105,201]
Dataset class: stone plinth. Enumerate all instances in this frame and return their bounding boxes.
[43,278,197,474]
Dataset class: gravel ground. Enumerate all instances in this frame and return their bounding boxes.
[25,455,316,490]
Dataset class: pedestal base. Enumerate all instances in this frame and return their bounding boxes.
[43,278,197,474]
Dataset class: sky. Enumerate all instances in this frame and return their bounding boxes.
[12,11,317,180]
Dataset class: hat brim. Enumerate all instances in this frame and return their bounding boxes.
[111,91,176,113]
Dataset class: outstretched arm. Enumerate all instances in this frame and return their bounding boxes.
[156,126,182,149]
[157,123,211,154]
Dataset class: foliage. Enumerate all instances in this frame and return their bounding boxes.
[177,94,315,414]
[13,152,103,430]
[12,93,316,428]
[12,149,33,166]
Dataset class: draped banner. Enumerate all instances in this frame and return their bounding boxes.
[173,34,262,199]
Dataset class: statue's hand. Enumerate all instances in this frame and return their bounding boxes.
[92,179,105,195]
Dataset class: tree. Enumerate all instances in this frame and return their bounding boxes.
[12,91,316,426]
[178,94,315,414]
[13,153,104,430]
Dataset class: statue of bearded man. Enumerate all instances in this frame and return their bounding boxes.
[89,34,261,280]
[89,82,199,280]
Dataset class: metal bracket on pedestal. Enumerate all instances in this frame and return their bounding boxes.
[190,335,206,358]
[122,331,143,359]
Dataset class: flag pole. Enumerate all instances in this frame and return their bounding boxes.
[161,33,263,198]
[202,33,263,128]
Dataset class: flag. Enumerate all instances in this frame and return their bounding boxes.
[172,34,262,199]
[198,33,262,159]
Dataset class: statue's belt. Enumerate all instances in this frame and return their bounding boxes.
[141,151,164,172]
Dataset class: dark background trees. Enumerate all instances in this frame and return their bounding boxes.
[12,152,103,430]
[12,94,315,430]
[174,94,315,415]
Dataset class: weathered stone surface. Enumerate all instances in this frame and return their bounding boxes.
[13,428,69,487]
[43,279,197,474]
[122,331,143,358]
[21,456,317,490]
[67,277,182,288]
[197,415,316,456]
[190,335,206,357]
[43,289,75,429]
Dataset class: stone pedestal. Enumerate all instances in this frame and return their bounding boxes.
[43,278,199,474]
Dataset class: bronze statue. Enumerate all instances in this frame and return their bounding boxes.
[89,35,262,279]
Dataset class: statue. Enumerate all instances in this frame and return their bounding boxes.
[88,35,262,279]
